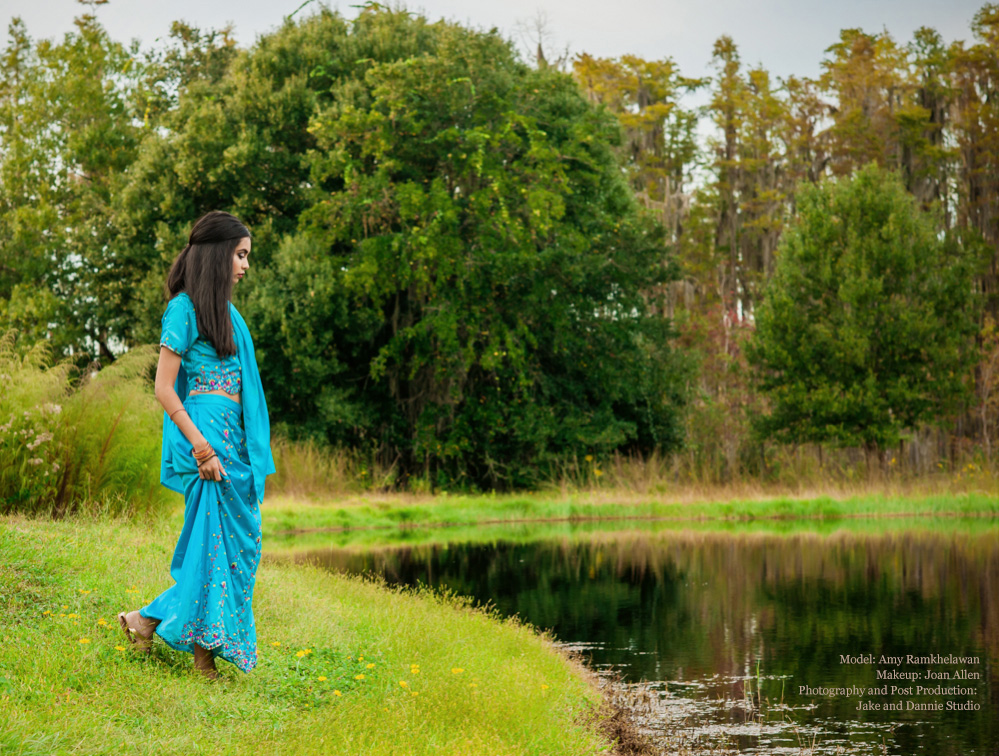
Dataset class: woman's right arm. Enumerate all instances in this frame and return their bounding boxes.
[155,347,226,481]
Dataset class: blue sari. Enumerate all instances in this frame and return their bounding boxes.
[141,294,276,673]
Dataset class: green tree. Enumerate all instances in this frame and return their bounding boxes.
[262,8,687,488]
[0,19,65,349]
[950,5,999,318]
[0,7,143,361]
[747,164,979,464]
[104,6,689,489]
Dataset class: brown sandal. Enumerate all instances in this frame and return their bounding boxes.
[117,610,158,654]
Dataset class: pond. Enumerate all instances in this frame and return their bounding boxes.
[268,517,998,755]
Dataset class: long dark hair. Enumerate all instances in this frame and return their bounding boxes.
[165,211,250,358]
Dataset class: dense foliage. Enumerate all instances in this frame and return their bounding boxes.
[747,165,981,456]
[83,8,687,489]
[3,2,998,492]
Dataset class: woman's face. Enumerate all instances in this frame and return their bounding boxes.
[232,237,251,283]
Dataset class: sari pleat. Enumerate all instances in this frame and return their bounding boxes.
[140,393,261,673]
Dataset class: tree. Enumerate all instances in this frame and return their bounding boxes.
[571,52,703,245]
[950,5,999,318]
[0,9,143,362]
[257,8,688,488]
[747,164,979,464]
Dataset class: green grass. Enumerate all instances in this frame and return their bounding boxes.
[0,514,613,756]
[263,511,999,554]
[260,490,999,540]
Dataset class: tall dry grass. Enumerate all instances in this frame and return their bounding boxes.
[263,437,998,503]
[0,330,169,518]
[267,435,394,500]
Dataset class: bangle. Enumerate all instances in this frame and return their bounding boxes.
[197,453,217,466]
[192,442,214,460]
[169,408,186,421]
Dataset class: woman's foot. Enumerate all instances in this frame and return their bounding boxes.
[117,610,159,654]
[193,644,219,680]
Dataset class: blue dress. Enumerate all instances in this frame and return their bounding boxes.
[140,292,276,673]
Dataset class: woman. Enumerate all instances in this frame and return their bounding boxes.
[117,210,276,680]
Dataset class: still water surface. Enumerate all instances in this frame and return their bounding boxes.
[274,518,998,754]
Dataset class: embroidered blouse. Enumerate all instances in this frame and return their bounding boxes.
[159,292,242,396]
[159,293,276,506]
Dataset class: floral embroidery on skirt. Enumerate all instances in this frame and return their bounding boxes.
[140,393,260,673]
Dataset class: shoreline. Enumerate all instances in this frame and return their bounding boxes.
[5,493,995,754]
[259,490,999,540]
[270,507,999,538]
[0,513,631,755]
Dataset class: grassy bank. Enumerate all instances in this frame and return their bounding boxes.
[0,515,617,756]
[260,488,999,539]
[263,513,999,554]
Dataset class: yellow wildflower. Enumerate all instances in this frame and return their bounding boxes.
[411,691,419,696]
[79,638,90,644]
[42,610,52,616]
[469,683,477,688]
[451,668,464,674]
[593,469,603,477]
[295,651,307,658]
[271,641,281,647]
[333,690,343,697]
[366,662,375,669]
[114,645,126,651]
[399,681,409,688]
[78,589,92,594]
[97,618,107,626]
[318,676,327,682]
[354,674,365,680]
[61,605,68,609]
[541,684,549,689]
[585,454,593,462]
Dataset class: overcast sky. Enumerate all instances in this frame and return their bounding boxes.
[4,0,987,82]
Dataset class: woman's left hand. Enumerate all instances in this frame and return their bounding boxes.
[198,455,228,482]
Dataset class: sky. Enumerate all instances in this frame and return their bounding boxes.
[3,0,989,82]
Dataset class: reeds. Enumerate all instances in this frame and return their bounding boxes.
[267,436,394,499]
[0,330,169,518]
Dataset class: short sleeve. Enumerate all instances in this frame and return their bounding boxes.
[159,295,198,357]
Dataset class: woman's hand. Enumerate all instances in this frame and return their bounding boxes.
[198,455,228,482]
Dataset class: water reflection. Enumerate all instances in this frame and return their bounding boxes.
[276,522,998,755]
